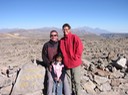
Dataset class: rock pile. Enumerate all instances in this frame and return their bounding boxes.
[0,65,20,95]
[81,37,128,95]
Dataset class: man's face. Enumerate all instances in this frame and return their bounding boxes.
[50,32,58,42]
[63,26,70,35]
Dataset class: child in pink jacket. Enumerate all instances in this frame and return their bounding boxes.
[51,53,65,95]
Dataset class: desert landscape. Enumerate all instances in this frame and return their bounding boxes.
[0,30,128,95]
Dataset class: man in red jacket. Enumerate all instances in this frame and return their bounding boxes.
[60,23,83,95]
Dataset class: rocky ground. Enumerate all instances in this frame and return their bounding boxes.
[0,33,128,95]
[81,37,128,95]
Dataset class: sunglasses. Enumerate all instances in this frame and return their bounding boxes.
[50,34,58,37]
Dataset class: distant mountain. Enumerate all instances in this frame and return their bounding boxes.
[73,26,110,35]
[0,29,19,33]
[0,26,111,37]
[100,33,128,38]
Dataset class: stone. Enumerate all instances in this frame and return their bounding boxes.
[0,74,12,88]
[124,73,128,79]
[100,52,108,59]
[82,59,92,70]
[89,64,96,72]
[88,72,94,81]
[82,80,96,95]
[119,83,128,91]
[117,57,127,68]
[94,87,101,94]
[107,51,115,62]
[111,55,118,61]
[81,75,90,83]
[94,75,110,85]
[111,79,128,87]
[112,67,117,72]
[0,75,6,87]
[106,64,113,72]
[112,85,128,95]
[98,82,111,92]
[7,66,20,77]
[111,79,121,87]
[11,63,45,95]
[99,91,120,95]
[81,89,88,95]
[126,90,128,95]
[94,69,110,77]
[0,65,8,76]
[0,85,12,95]
[97,63,105,70]
[109,70,124,79]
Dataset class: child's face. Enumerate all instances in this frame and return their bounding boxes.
[56,57,62,62]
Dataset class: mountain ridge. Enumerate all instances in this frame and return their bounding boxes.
[0,26,110,35]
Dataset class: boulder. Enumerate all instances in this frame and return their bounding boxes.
[11,63,45,95]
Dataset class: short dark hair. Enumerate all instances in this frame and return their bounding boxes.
[62,23,71,29]
[50,30,58,35]
[55,53,63,59]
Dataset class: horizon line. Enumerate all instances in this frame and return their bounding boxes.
[0,27,127,33]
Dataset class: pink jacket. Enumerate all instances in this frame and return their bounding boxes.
[52,62,64,80]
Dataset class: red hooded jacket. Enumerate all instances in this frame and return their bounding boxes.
[60,32,83,69]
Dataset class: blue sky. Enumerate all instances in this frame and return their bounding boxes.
[0,0,128,33]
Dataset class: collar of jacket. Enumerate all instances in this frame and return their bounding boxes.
[64,32,72,38]
[49,39,58,45]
